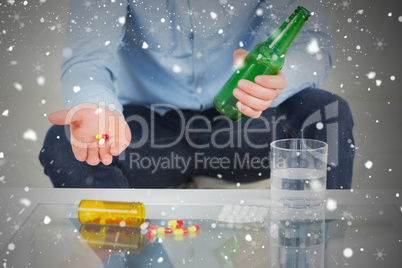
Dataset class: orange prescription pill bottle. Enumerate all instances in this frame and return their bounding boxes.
[78,200,145,227]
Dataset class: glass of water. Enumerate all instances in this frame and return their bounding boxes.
[270,139,328,209]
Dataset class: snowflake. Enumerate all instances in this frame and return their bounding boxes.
[55,21,65,33]
[149,26,156,34]
[32,61,44,74]
[227,9,235,17]
[270,13,278,22]
[9,221,22,236]
[339,0,352,10]
[11,11,22,23]
[340,210,355,220]
[247,239,263,251]
[312,21,322,31]
[116,251,128,262]
[52,230,66,244]
[289,63,302,73]
[49,16,65,34]
[373,38,386,50]
[224,5,237,18]
[82,0,92,10]
[248,26,259,38]
[312,232,321,241]
[373,248,387,261]
[119,39,131,51]
[269,223,278,237]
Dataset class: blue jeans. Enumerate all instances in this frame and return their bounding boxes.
[39,88,354,189]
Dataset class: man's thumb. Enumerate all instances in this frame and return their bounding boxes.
[233,49,249,66]
[48,109,71,125]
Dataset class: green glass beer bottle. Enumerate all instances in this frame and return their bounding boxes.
[213,6,310,121]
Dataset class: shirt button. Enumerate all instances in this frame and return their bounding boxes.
[196,51,202,59]
[196,87,203,94]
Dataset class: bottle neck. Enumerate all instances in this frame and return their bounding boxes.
[265,7,310,56]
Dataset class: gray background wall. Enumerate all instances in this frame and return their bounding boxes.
[0,0,401,189]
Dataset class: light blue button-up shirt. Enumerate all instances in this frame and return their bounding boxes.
[61,0,332,116]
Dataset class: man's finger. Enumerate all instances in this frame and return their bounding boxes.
[71,133,88,162]
[109,117,131,156]
[233,88,273,111]
[254,70,287,90]
[48,109,71,125]
[236,101,264,119]
[108,134,129,156]
[72,143,88,162]
[108,136,120,156]
[237,80,281,101]
[107,115,119,156]
[86,144,100,166]
[99,140,113,165]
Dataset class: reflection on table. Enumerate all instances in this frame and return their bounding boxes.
[270,205,326,268]
[0,189,401,267]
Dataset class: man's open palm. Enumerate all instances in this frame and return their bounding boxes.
[48,104,131,166]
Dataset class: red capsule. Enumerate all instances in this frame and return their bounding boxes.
[146,229,156,238]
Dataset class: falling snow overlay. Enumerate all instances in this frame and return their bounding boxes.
[0,0,402,266]
[373,248,387,261]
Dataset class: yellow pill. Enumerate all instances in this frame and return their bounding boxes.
[95,134,102,140]
[173,228,189,236]
[168,220,177,227]
[188,225,200,233]
[158,227,172,234]
[168,220,184,228]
